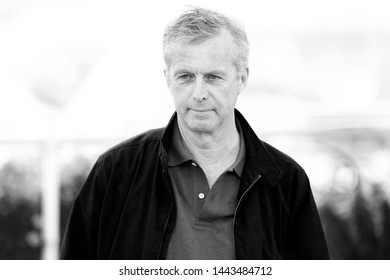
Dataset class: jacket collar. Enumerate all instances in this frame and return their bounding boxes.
[234,109,282,187]
[159,109,282,187]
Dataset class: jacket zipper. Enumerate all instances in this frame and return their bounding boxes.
[233,174,261,258]
[157,199,173,259]
[157,163,174,259]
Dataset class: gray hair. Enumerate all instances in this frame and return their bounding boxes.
[163,7,249,73]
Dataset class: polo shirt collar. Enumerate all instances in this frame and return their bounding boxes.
[160,109,282,186]
[167,121,193,166]
[228,120,245,177]
[167,119,246,178]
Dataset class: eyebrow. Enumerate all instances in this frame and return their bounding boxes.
[206,70,226,76]
[173,69,227,76]
[173,69,191,76]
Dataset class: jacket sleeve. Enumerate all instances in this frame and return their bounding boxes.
[289,171,329,259]
[60,159,106,259]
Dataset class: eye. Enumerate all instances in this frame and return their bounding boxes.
[206,74,222,81]
[177,74,194,82]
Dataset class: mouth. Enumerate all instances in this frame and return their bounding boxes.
[189,108,213,113]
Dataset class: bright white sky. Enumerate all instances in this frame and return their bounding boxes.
[1,0,390,141]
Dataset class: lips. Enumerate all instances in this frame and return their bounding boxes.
[189,108,213,112]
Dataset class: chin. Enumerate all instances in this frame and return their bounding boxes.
[187,120,215,133]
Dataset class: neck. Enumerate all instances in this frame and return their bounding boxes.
[177,117,240,164]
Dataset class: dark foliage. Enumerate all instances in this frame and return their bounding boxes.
[319,187,390,259]
[0,163,41,259]
[0,158,89,259]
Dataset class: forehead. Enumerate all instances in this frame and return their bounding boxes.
[168,30,237,71]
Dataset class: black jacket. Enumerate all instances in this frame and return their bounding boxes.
[60,109,329,259]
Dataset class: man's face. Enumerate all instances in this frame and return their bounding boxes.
[165,29,248,135]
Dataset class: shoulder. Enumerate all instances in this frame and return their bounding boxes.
[96,127,164,167]
[262,141,309,185]
[106,127,163,153]
[264,142,303,170]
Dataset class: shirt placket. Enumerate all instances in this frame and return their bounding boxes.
[190,160,210,219]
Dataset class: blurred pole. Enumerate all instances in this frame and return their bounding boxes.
[30,49,95,259]
[41,120,60,260]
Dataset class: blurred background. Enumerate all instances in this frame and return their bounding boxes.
[1,0,390,259]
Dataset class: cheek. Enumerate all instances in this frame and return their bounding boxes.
[171,84,191,100]
[218,86,239,105]
[171,89,187,110]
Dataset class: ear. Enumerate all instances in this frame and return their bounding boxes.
[238,67,249,94]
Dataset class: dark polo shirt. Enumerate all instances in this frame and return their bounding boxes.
[166,120,246,259]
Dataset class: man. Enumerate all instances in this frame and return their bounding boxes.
[60,7,329,260]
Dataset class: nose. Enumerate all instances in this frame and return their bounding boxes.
[192,79,208,102]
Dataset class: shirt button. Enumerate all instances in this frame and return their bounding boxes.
[198,193,205,199]
[192,162,197,167]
